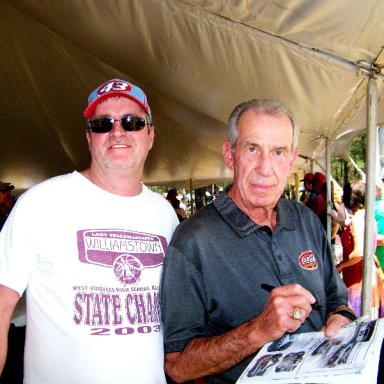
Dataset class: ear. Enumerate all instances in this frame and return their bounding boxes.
[85,129,91,145]
[148,125,155,150]
[223,140,234,170]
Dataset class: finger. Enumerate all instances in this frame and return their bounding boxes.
[258,297,302,338]
[270,284,316,305]
[262,290,313,336]
[267,294,312,325]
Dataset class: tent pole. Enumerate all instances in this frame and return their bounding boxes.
[325,138,332,246]
[295,173,300,202]
[189,178,194,215]
[361,77,377,318]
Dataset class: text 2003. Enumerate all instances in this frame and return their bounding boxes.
[90,324,161,336]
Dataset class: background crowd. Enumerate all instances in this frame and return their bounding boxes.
[300,171,384,319]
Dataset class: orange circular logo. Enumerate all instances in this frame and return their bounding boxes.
[298,250,318,270]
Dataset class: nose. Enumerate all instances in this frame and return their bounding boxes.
[255,153,273,176]
[110,119,126,136]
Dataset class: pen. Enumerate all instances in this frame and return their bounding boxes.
[261,283,323,311]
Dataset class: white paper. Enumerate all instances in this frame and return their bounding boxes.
[237,317,384,384]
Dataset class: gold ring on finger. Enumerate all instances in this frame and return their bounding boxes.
[292,308,302,320]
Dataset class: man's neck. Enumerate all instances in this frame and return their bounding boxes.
[247,206,277,230]
[81,168,143,197]
[227,188,277,230]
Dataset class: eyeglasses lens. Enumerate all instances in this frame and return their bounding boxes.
[88,116,147,133]
[122,116,147,131]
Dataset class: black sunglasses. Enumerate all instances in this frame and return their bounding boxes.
[87,115,149,133]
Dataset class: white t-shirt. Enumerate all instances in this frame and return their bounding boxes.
[0,171,179,384]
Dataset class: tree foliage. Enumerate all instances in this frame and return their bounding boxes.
[331,131,366,187]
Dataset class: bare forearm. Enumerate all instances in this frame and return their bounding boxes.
[337,256,363,272]
[0,285,21,374]
[0,323,11,374]
[165,319,268,382]
[165,284,316,382]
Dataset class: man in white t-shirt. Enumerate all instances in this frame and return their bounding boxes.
[0,79,179,383]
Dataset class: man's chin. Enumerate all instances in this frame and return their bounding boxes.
[249,195,278,209]
[104,160,136,170]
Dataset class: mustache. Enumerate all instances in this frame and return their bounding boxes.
[107,139,132,146]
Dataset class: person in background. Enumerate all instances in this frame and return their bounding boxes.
[0,78,179,383]
[0,182,15,231]
[309,172,327,228]
[166,188,188,223]
[0,181,26,384]
[161,99,355,384]
[336,180,379,318]
[375,182,384,270]
[166,188,178,206]
[337,182,354,268]
[374,181,384,318]
[172,198,188,223]
[329,181,347,266]
[300,172,315,206]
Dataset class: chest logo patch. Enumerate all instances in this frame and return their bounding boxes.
[77,229,167,285]
[298,250,318,270]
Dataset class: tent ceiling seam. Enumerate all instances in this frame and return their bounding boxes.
[179,0,377,76]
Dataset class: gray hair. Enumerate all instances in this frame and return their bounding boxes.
[227,99,299,151]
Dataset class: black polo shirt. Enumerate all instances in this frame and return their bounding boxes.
[161,189,348,383]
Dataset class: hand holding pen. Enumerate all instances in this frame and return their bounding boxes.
[259,283,319,331]
[261,283,323,312]
[244,282,319,347]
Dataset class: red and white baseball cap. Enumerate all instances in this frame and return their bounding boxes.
[84,78,151,122]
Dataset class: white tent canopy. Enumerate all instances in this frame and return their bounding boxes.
[1,0,383,191]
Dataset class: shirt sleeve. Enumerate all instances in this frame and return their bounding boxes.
[0,193,39,295]
[161,243,207,353]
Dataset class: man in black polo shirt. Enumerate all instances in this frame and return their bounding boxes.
[161,99,355,384]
